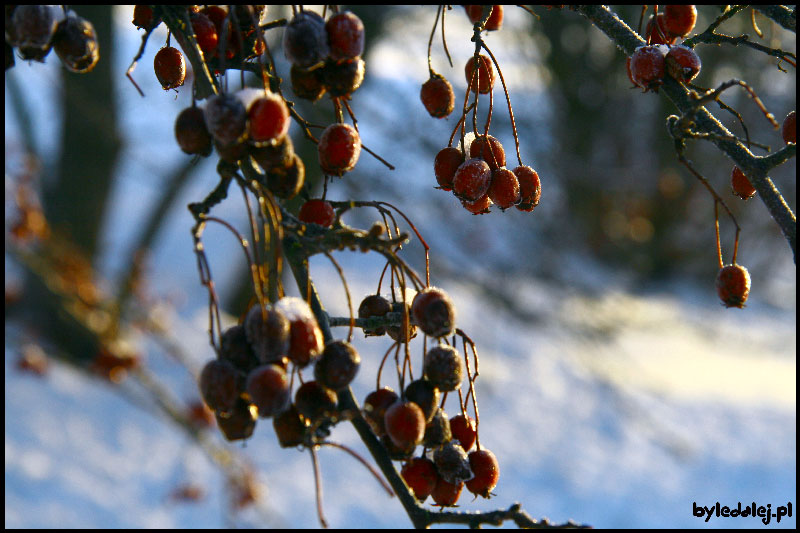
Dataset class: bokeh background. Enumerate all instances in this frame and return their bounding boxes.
[5,5,796,528]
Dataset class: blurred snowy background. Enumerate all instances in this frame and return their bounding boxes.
[5,5,796,528]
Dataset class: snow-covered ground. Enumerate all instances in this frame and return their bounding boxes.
[6,6,795,529]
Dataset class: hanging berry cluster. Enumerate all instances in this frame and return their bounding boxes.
[420,6,542,215]
[6,5,99,73]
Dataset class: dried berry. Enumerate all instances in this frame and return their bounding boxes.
[52,12,99,73]
[716,264,751,309]
[384,401,426,449]
[298,199,336,228]
[420,75,455,119]
[411,287,456,339]
[314,340,361,391]
[782,111,796,145]
[433,440,473,484]
[424,345,463,392]
[387,300,417,343]
[465,449,499,497]
[488,168,521,210]
[401,457,438,502]
[215,397,256,441]
[153,46,186,90]
[453,158,492,202]
[629,44,668,92]
[404,378,440,423]
[513,165,541,212]
[381,434,417,460]
[434,147,465,191]
[665,45,701,83]
[199,358,241,415]
[321,56,365,97]
[423,408,452,448]
[449,414,477,452]
[663,5,697,37]
[464,5,503,31]
[204,93,247,146]
[266,153,305,200]
[464,54,494,94]
[273,403,307,448]
[363,387,399,436]
[246,364,291,418]
[133,5,159,30]
[295,380,338,424]
[358,294,392,336]
[731,166,756,200]
[291,63,326,101]
[283,10,329,68]
[325,11,365,61]
[318,123,361,174]
[244,303,291,364]
[251,135,295,172]
[248,92,290,145]
[175,106,213,156]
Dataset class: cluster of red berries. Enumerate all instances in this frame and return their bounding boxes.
[358,287,500,506]
[198,296,363,445]
[6,5,99,73]
[284,9,366,102]
[626,6,700,92]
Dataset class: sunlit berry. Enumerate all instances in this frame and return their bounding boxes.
[434,147,465,191]
[488,168,521,210]
[465,54,495,94]
[424,345,463,392]
[420,75,455,118]
[663,5,697,37]
[629,44,668,92]
[469,135,506,170]
[246,364,291,418]
[450,414,477,451]
[248,93,290,145]
[411,287,456,339]
[401,457,438,502]
[299,199,336,228]
[462,194,492,215]
[154,46,185,90]
[716,264,751,309]
[199,358,240,414]
[645,13,676,45]
[453,158,492,202]
[513,165,541,212]
[314,340,360,391]
[275,296,324,368]
[665,45,701,83]
[431,476,463,507]
[325,11,365,61]
[318,123,361,174]
[731,166,756,200]
[244,303,291,364]
[52,12,99,73]
[363,387,399,436]
[465,449,499,497]
[404,378,440,423]
[384,401,426,449]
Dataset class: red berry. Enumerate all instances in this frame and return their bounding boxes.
[731,166,756,200]
[421,75,455,119]
[645,13,676,45]
[464,5,503,31]
[402,457,438,502]
[190,12,219,57]
[424,345,463,392]
[663,5,697,37]
[782,111,796,145]
[469,135,506,170]
[318,123,361,174]
[665,45,701,83]
[275,297,324,367]
[320,56,365,97]
[299,199,336,228]
[200,6,227,36]
[294,380,338,423]
[175,106,213,156]
[273,404,307,448]
[314,340,361,390]
[283,10,329,68]
[244,303,291,364]
[434,147,465,191]
[248,93,291,145]
[404,378,440,423]
[363,387,399,436]
[488,168,521,210]
[411,287,456,338]
[325,11,365,62]
[465,449,499,497]
[462,194,492,215]
[133,5,159,30]
[204,93,247,145]
[52,12,99,73]
[629,44,668,92]
[450,414,477,451]
[465,54,495,94]
[453,158,492,202]
[246,364,291,418]
[431,476,463,507]
[154,46,186,90]
[513,165,541,211]
[215,397,256,441]
[384,401,426,449]
[716,264,751,309]
[199,358,241,414]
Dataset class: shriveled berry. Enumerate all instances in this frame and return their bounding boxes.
[462,194,492,215]
[731,166,755,200]
[266,153,305,199]
[434,147,465,191]
[247,92,290,145]
[420,75,455,119]
[401,457,438,502]
[246,364,291,418]
[314,340,360,390]
[404,378,440,423]
[219,324,260,375]
[295,380,338,424]
[199,358,240,414]
[299,199,336,228]
[450,414,477,451]
[154,46,186,90]
[423,408,452,448]
[215,397,256,441]
[465,449,499,497]
[318,123,361,174]
[52,12,99,73]
[11,5,61,61]
[645,13,676,45]
[513,165,541,211]
[782,111,796,145]
[424,345,463,392]
[251,135,295,172]
[275,296,324,368]
[363,387,399,436]
[465,54,494,94]
[244,303,291,364]
[321,57,365,97]
[175,106,213,156]
[469,135,505,170]
[629,44,668,92]
[411,287,456,339]
[358,294,392,336]
[384,401,426,449]
[488,168,521,210]
[431,476,464,507]
[190,12,219,57]
[716,264,751,309]
[204,93,247,145]
[665,45,701,83]
[434,440,473,484]
[453,158,492,202]
[325,11,365,61]
[291,63,326,101]
[273,403,307,448]
[283,10,329,68]
[663,5,697,37]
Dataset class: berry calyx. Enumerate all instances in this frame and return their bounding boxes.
[488,168,521,210]
[465,449,499,497]
[469,135,506,170]
[782,111,796,145]
[325,11,365,62]
[199,358,241,415]
[424,345,463,392]
[248,93,291,145]
[299,199,336,228]
[283,10,329,68]
[665,45,701,83]
[716,264,751,309]
[453,158,492,202]
[663,5,697,37]
[450,414,477,451]
[411,287,456,339]
[401,457,438,502]
[434,147,465,191]
[175,106,213,156]
[420,75,455,119]
[314,340,361,391]
[731,166,756,200]
[153,46,186,90]
[363,387,399,437]
[384,401,426,449]
[318,123,361,175]
[246,364,291,418]
[629,44,668,92]
[465,54,495,94]
[513,165,542,212]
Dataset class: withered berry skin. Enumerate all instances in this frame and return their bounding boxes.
[219,324,260,375]
[464,54,494,94]
[248,93,290,145]
[199,359,240,415]
[434,440,473,484]
[318,123,361,174]
[291,64,326,101]
[204,94,247,146]
[424,345,463,392]
[453,158,492,202]
[665,45,701,83]
[469,135,505,170]
[294,380,338,424]
[363,387,399,436]
[449,414,477,452]
[321,57,365,97]
[358,294,392,336]
[420,76,455,119]
[273,404,307,448]
[215,397,256,441]
[244,304,291,364]
[716,264,751,309]
[431,477,464,507]
[52,13,99,73]
[283,10,329,68]
[404,378,440,423]
[411,287,456,339]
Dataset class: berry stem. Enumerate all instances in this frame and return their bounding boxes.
[426,5,442,77]
[714,202,723,269]
[440,4,453,68]
[319,441,394,496]
[480,42,522,166]
[323,251,354,343]
[309,446,329,529]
